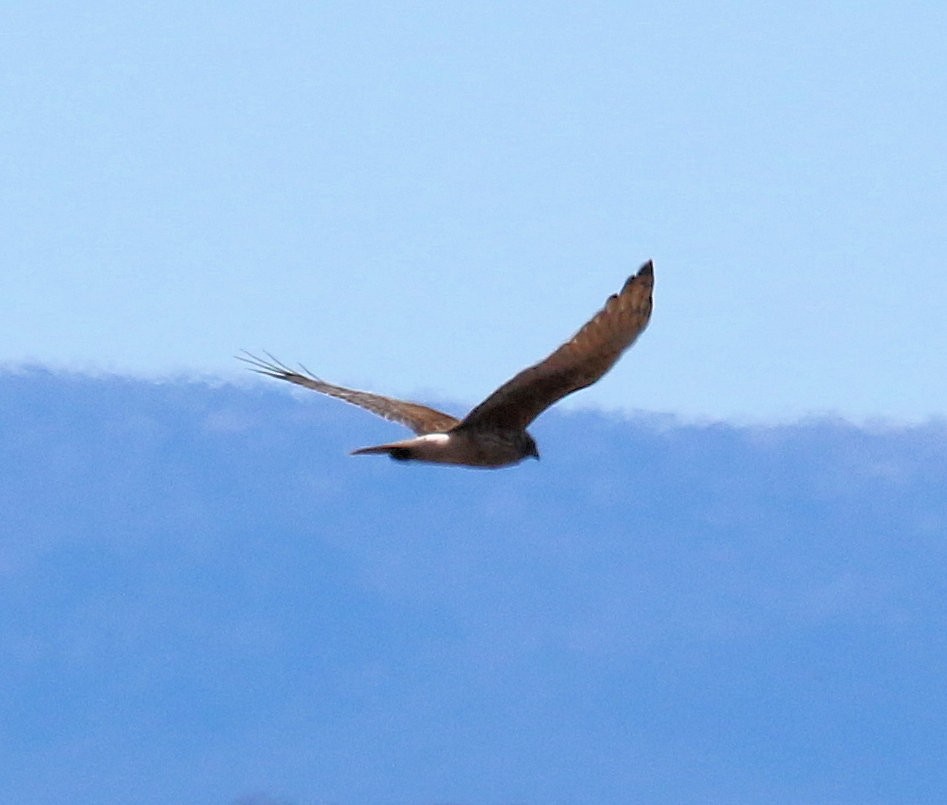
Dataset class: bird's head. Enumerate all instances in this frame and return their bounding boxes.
[521,432,540,461]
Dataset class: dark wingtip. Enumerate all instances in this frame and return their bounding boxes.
[619,260,653,292]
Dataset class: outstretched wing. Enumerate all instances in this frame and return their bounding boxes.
[461,260,654,431]
[238,351,461,435]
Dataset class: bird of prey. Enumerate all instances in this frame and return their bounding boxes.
[240,260,654,468]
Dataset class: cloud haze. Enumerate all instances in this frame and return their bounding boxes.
[2,371,945,803]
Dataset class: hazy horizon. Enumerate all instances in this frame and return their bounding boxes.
[3,370,945,803]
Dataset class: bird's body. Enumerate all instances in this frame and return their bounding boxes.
[351,427,538,467]
[241,260,654,468]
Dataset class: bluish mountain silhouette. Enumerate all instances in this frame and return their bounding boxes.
[2,370,946,803]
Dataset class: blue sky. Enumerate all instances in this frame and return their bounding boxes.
[3,2,946,421]
[4,5,947,803]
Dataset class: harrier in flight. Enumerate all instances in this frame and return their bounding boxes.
[241,260,654,468]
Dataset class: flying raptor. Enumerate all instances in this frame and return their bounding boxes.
[241,260,654,468]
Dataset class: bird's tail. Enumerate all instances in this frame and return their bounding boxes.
[351,440,415,461]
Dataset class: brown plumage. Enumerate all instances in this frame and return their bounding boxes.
[240,260,654,468]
